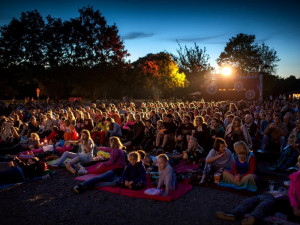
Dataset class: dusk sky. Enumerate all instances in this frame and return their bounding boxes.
[1,0,300,77]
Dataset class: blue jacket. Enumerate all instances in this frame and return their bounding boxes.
[121,161,146,184]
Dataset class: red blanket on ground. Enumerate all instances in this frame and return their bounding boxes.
[75,174,192,202]
[173,160,199,174]
[85,162,120,174]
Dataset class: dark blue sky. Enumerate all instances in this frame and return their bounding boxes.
[1,0,300,77]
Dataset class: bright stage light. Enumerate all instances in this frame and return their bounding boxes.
[221,67,232,76]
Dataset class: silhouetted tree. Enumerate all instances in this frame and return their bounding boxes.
[217,33,280,74]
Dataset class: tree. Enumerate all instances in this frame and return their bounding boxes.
[132,52,186,98]
[0,6,130,99]
[173,42,213,74]
[171,42,213,92]
[217,33,280,74]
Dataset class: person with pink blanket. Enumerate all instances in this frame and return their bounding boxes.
[84,138,126,174]
[73,136,125,194]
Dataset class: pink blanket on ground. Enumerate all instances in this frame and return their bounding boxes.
[173,161,199,174]
[85,162,119,174]
[75,174,192,202]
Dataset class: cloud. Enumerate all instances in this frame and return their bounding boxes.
[123,32,154,40]
[256,32,279,43]
[169,34,226,43]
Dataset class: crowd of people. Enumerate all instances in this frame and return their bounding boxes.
[0,97,300,224]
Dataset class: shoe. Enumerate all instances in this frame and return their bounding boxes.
[66,163,77,174]
[74,184,84,194]
[78,169,87,175]
[241,216,256,225]
[216,211,236,221]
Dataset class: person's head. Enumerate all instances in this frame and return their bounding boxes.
[30,133,40,142]
[109,136,123,149]
[245,114,253,124]
[30,116,36,123]
[128,113,135,121]
[253,112,259,120]
[213,138,227,153]
[194,116,204,126]
[273,113,280,125]
[145,119,152,128]
[283,115,291,124]
[157,154,169,170]
[266,113,272,122]
[233,141,250,161]
[48,139,56,145]
[128,151,141,166]
[106,117,115,125]
[166,114,173,122]
[80,129,91,141]
[211,117,220,128]
[183,115,191,125]
[144,154,153,167]
[135,114,141,122]
[188,137,198,150]
[64,119,70,127]
[157,120,163,128]
[232,116,242,127]
[137,150,146,160]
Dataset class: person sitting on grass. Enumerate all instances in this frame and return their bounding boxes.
[118,151,146,190]
[73,136,125,194]
[216,170,300,225]
[219,141,257,192]
[269,119,300,171]
[157,154,177,196]
[200,138,232,184]
[185,137,203,165]
[0,156,47,184]
[51,130,94,174]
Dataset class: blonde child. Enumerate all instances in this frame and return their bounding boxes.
[119,151,146,190]
[157,154,177,196]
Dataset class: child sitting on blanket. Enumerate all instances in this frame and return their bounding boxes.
[118,151,146,190]
[185,137,203,164]
[157,154,177,196]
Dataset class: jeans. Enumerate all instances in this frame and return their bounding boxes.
[82,170,118,189]
[230,194,276,220]
[54,151,92,166]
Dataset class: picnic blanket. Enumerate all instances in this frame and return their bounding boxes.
[75,174,192,202]
[0,169,55,190]
[173,160,199,174]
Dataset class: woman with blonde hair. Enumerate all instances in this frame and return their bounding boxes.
[219,141,257,192]
[73,136,126,193]
[51,129,94,174]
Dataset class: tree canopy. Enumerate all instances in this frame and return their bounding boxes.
[217,33,280,74]
[131,52,186,98]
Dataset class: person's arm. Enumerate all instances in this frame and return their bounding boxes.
[102,149,119,166]
[164,167,172,195]
[81,140,93,153]
[206,151,226,164]
[120,165,130,181]
[97,146,112,153]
